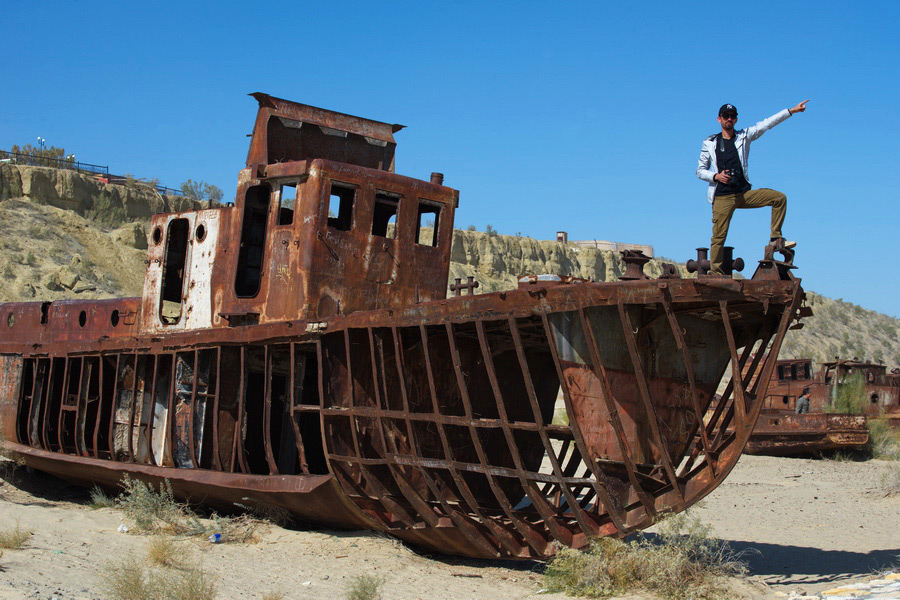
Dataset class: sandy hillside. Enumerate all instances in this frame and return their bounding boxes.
[0,455,896,600]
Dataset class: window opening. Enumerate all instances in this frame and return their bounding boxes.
[416,201,441,247]
[777,366,785,380]
[372,192,400,238]
[790,364,797,380]
[234,185,271,297]
[159,218,190,324]
[278,183,298,226]
[327,183,355,231]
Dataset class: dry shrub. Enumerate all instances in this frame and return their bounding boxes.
[238,501,293,528]
[147,535,179,567]
[346,574,386,600]
[162,567,217,600]
[100,554,152,600]
[211,513,263,544]
[544,512,746,600]
[117,476,189,534]
[825,449,855,462]
[868,418,900,460]
[0,522,32,549]
[101,553,217,600]
[116,475,261,543]
[89,485,116,509]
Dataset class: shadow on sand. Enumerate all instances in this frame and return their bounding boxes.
[728,540,899,586]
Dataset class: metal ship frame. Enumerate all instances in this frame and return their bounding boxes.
[0,94,809,559]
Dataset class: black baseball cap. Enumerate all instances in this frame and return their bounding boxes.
[718,104,738,117]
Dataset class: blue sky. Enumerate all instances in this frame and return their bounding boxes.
[2,1,898,317]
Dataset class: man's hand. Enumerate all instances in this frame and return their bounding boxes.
[714,171,731,184]
[789,99,809,114]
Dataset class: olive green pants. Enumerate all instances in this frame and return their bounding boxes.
[710,188,787,274]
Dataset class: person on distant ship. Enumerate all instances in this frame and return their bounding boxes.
[795,387,811,414]
[696,100,809,275]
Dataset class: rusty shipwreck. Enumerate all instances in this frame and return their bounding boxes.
[0,94,809,559]
[742,357,900,456]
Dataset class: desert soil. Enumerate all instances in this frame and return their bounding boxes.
[0,454,897,600]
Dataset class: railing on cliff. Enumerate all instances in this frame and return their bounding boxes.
[1,151,184,197]
[0,150,109,176]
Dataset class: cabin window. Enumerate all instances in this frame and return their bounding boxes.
[777,366,786,380]
[372,191,400,238]
[159,218,190,324]
[327,183,355,231]
[790,364,798,380]
[277,183,298,226]
[416,201,441,247]
[782,396,789,405]
[803,363,811,379]
[235,185,271,298]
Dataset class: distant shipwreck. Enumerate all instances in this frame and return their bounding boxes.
[0,94,809,559]
[744,357,899,456]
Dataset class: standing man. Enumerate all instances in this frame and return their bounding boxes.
[795,387,811,414]
[696,100,809,275]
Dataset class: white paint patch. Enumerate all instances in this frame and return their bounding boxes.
[183,210,220,331]
[140,211,220,333]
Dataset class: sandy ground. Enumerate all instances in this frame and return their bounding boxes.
[0,455,897,600]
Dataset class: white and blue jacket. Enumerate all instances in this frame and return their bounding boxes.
[696,109,792,203]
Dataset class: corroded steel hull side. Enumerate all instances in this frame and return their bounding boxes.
[746,411,869,456]
[1,276,803,559]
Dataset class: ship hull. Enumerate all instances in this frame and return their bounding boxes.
[1,277,803,559]
[745,411,869,456]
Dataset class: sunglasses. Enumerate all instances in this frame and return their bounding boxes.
[721,114,737,120]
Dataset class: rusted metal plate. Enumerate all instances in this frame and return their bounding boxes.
[746,411,869,455]
[0,94,810,560]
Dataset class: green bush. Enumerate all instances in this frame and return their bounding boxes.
[826,371,866,414]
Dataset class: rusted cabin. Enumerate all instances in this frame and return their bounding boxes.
[143,92,456,332]
[763,357,899,419]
